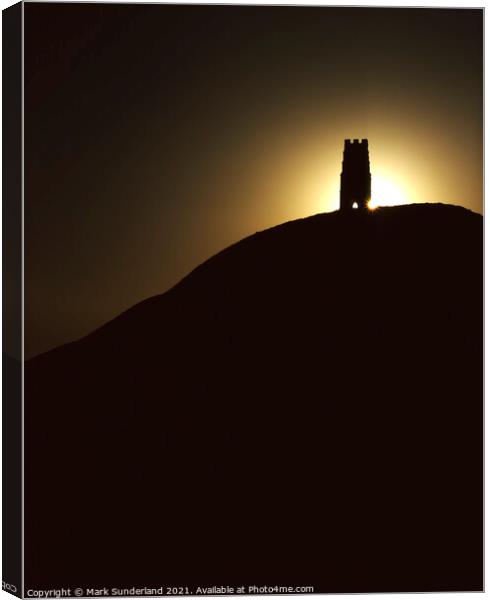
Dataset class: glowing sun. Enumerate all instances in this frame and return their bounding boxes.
[369,175,407,209]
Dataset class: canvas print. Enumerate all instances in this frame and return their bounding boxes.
[2,2,483,597]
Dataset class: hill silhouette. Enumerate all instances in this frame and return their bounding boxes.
[25,203,482,592]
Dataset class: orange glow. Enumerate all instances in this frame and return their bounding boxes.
[370,174,407,207]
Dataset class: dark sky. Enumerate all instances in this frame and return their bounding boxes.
[24,3,483,358]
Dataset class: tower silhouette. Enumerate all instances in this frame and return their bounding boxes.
[340,139,371,210]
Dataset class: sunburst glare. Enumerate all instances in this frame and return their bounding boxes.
[370,174,407,207]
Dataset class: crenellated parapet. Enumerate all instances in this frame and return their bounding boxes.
[344,138,368,147]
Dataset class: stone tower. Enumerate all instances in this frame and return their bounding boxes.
[340,139,371,211]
